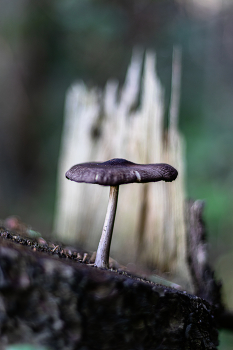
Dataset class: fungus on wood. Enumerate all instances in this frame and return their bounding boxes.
[65,158,178,269]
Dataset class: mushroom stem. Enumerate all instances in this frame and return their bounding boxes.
[95,185,119,268]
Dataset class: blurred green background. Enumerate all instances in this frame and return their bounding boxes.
[0,0,233,347]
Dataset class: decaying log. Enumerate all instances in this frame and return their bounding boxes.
[0,229,218,350]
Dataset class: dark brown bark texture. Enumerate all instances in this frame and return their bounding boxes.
[0,229,218,350]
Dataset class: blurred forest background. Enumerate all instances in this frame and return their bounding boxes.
[1,0,233,348]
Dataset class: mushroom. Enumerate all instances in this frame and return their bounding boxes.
[65,158,178,269]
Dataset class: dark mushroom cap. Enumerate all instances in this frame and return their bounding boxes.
[65,158,178,186]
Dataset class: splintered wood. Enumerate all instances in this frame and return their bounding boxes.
[54,48,192,290]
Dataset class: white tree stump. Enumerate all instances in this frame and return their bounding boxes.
[54,48,192,290]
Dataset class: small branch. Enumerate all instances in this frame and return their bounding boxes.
[186,200,222,306]
[186,200,233,333]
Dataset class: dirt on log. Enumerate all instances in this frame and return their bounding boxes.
[0,228,218,350]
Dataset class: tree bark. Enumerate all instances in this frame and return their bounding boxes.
[0,229,218,350]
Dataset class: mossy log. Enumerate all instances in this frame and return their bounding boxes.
[0,230,218,350]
